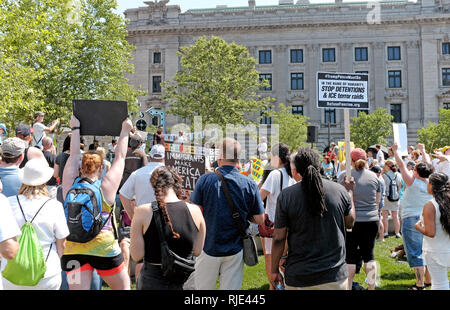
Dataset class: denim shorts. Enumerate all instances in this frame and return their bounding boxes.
[401,216,425,268]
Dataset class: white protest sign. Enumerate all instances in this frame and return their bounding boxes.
[393,123,408,157]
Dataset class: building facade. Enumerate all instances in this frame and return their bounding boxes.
[124,0,450,150]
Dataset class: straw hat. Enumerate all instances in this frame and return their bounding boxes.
[19,158,54,186]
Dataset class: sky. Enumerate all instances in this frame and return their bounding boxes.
[115,0,367,15]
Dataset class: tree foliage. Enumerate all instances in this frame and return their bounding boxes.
[0,0,145,134]
[418,108,450,151]
[266,103,309,152]
[350,108,393,150]
[163,36,274,128]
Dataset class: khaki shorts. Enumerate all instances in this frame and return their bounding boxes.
[286,278,348,290]
[382,198,399,212]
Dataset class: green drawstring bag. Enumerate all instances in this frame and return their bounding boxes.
[2,197,52,287]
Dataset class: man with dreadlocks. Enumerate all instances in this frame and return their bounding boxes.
[271,147,356,290]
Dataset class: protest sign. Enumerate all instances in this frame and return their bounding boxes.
[251,157,264,183]
[393,123,408,157]
[317,72,369,110]
[73,100,128,136]
[165,151,206,191]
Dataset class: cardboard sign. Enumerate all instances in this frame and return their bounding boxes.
[393,123,408,157]
[165,151,206,191]
[317,72,369,110]
[73,100,128,136]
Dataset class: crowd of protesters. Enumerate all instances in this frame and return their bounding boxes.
[0,114,449,291]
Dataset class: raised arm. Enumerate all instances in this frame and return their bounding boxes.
[62,116,82,198]
[392,142,414,187]
[417,143,431,165]
[101,118,134,205]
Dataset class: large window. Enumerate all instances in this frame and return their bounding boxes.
[443,103,450,110]
[388,46,401,61]
[388,70,402,88]
[324,108,336,124]
[292,105,304,115]
[152,76,162,93]
[443,68,450,86]
[290,49,303,63]
[355,47,368,62]
[153,52,161,64]
[291,73,304,90]
[443,43,450,55]
[391,104,402,123]
[259,74,272,91]
[259,50,272,64]
[322,48,335,62]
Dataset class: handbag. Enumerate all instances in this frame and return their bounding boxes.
[151,201,196,284]
[215,170,259,267]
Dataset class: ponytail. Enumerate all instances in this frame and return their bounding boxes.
[271,143,292,178]
[429,173,450,236]
[294,148,328,218]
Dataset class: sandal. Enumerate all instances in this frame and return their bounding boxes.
[424,283,432,288]
[408,284,425,290]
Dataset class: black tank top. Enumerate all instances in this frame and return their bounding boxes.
[144,201,198,264]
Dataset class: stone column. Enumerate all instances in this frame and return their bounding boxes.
[406,40,422,129]
[371,41,386,110]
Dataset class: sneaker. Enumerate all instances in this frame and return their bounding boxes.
[384,233,389,238]
[352,281,365,290]
[395,233,402,239]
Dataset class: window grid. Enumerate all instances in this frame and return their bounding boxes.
[355,47,368,62]
[290,49,303,63]
[324,108,336,124]
[388,46,401,61]
[259,50,272,64]
[391,104,402,123]
[322,48,336,62]
[259,74,272,91]
[443,43,450,55]
[152,76,162,93]
[292,105,304,115]
[153,52,161,64]
[291,73,304,90]
[443,103,450,110]
[443,68,450,86]
[388,70,402,88]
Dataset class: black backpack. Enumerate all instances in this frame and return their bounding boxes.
[152,201,195,284]
[385,173,400,202]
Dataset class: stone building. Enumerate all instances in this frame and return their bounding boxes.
[124,0,450,150]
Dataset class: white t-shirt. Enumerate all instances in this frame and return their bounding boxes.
[175,135,187,144]
[0,194,21,290]
[119,162,165,206]
[261,167,296,222]
[1,195,69,279]
[32,122,48,148]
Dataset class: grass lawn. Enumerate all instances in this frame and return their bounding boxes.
[104,236,448,290]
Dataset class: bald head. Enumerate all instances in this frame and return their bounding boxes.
[218,138,241,164]
[42,136,53,150]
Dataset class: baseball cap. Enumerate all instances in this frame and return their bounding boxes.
[15,124,31,137]
[370,166,382,174]
[0,123,7,135]
[0,137,27,158]
[351,148,367,162]
[149,144,165,159]
[442,146,450,153]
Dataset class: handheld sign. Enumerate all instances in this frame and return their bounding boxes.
[165,151,206,191]
[73,100,128,136]
[393,123,408,157]
[317,72,369,110]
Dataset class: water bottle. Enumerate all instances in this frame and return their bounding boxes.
[276,284,285,291]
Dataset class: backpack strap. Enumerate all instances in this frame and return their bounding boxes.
[16,196,52,223]
[152,201,169,247]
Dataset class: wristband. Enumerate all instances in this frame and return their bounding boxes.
[71,127,80,131]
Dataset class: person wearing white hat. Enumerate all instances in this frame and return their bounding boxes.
[1,158,70,290]
[0,123,7,146]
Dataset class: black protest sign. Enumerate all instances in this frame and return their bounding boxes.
[165,151,206,191]
[73,100,128,136]
[317,72,369,110]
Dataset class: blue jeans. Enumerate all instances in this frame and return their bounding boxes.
[401,216,425,268]
[60,269,103,290]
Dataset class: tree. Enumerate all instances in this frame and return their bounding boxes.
[265,103,309,152]
[350,108,393,150]
[0,0,145,134]
[418,108,450,151]
[163,36,274,128]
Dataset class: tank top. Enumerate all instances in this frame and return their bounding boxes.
[144,201,198,264]
[400,178,432,219]
[422,199,450,254]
